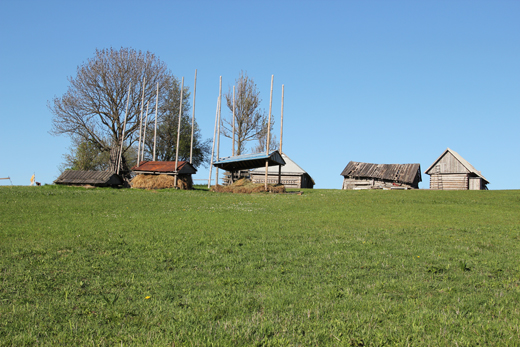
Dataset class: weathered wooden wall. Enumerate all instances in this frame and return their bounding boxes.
[437,152,470,174]
[429,173,468,190]
[251,174,304,189]
[342,178,415,190]
[469,177,485,190]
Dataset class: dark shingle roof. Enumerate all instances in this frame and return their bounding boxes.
[54,170,121,185]
[341,161,421,185]
[213,151,286,171]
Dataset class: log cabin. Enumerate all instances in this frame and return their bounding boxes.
[424,148,489,190]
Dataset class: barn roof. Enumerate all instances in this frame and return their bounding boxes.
[54,170,122,186]
[251,153,308,175]
[424,148,489,183]
[340,161,422,185]
[131,161,197,175]
[213,150,285,171]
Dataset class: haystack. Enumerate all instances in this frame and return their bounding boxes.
[210,178,286,194]
[131,174,192,190]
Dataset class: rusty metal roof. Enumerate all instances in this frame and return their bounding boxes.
[340,161,422,185]
[213,151,286,171]
[132,161,197,174]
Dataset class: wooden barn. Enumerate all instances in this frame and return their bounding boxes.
[54,170,123,187]
[424,148,489,190]
[131,161,197,189]
[250,153,315,189]
[341,161,422,190]
[54,147,129,187]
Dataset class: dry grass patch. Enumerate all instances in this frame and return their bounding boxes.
[210,178,286,194]
[131,174,192,190]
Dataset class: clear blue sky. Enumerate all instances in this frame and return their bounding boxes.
[1,0,518,189]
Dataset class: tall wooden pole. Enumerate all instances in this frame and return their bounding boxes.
[216,76,222,186]
[153,82,159,161]
[232,85,235,157]
[208,97,219,189]
[174,77,184,188]
[279,84,284,155]
[137,77,146,166]
[117,82,132,175]
[278,84,284,184]
[265,75,274,190]
[141,102,150,161]
[190,69,197,164]
[231,85,236,183]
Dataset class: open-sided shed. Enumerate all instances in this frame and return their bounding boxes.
[213,151,285,172]
[341,161,422,190]
[424,148,489,190]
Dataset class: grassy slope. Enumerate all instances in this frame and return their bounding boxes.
[0,186,519,346]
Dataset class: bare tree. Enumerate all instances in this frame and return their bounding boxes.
[49,47,173,156]
[142,79,211,168]
[221,71,269,155]
[252,122,278,154]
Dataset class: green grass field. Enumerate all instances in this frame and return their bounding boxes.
[1,185,519,346]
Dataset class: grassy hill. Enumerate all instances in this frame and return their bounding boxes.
[1,185,519,346]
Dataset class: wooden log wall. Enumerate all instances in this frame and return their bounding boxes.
[342,178,415,190]
[429,174,468,190]
[251,174,302,188]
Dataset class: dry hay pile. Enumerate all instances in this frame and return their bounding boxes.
[131,174,192,190]
[211,178,286,194]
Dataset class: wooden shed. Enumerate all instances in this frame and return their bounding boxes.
[54,170,123,187]
[250,153,315,188]
[341,161,422,190]
[424,148,489,190]
[131,161,197,189]
[54,147,132,188]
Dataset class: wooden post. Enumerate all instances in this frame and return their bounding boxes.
[208,97,219,189]
[117,82,132,175]
[153,82,158,161]
[141,102,150,161]
[174,77,184,189]
[232,85,235,157]
[137,76,146,166]
[231,85,236,184]
[278,84,284,184]
[265,75,273,190]
[216,76,222,187]
[190,69,197,164]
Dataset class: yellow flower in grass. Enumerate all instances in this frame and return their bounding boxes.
[145,296,151,299]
